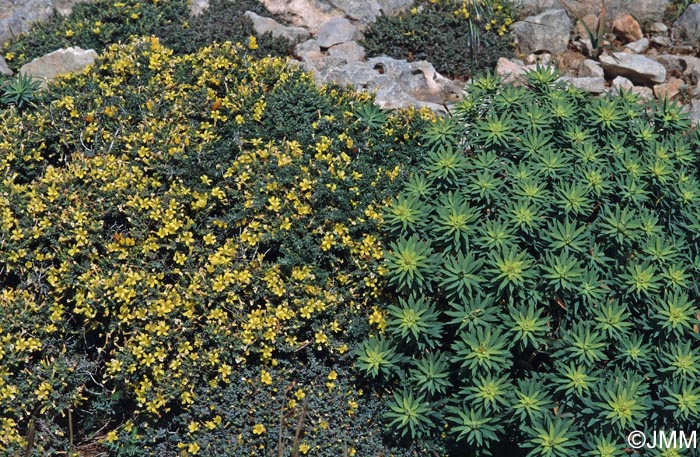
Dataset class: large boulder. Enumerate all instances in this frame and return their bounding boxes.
[326,0,413,22]
[0,0,54,46]
[258,0,343,33]
[512,9,572,55]
[19,47,97,87]
[244,11,310,43]
[303,55,464,112]
[599,52,666,85]
[514,0,669,22]
[316,17,357,47]
[673,4,700,43]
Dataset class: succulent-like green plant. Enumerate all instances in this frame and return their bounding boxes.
[358,70,700,455]
[1,73,42,109]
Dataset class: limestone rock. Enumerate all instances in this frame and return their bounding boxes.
[512,0,560,19]
[53,0,92,16]
[625,38,650,53]
[632,86,654,100]
[611,75,634,90]
[496,57,527,84]
[556,50,585,75]
[558,76,606,94]
[190,0,209,16]
[652,35,673,47]
[19,47,97,88]
[688,99,700,124]
[673,4,700,43]
[653,77,684,99]
[258,0,343,33]
[647,22,668,33]
[0,55,12,76]
[295,39,321,55]
[309,55,463,112]
[653,54,700,84]
[317,17,356,47]
[578,59,604,78]
[328,41,365,62]
[599,52,666,85]
[516,0,667,22]
[0,0,54,46]
[612,13,642,43]
[244,11,310,43]
[512,9,572,55]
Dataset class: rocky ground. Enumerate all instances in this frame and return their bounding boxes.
[2,0,700,119]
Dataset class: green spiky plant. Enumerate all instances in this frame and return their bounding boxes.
[357,65,700,455]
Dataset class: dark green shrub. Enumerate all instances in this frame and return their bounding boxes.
[361,0,515,80]
[358,66,700,455]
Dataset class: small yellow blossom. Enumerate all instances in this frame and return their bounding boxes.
[253,423,266,435]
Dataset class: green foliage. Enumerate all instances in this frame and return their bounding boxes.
[361,0,515,80]
[359,67,700,455]
[1,73,42,109]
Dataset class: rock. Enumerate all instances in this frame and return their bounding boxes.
[651,35,673,47]
[512,0,560,19]
[625,38,650,53]
[295,39,321,56]
[558,76,606,93]
[496,57,527,84]
[308,55,462,113]
[599,52,666,85]
[555,50,584,75]
[317,17,357,48]
[612,13,642,43]
[19,47,97,88]
[683,56,700,84]
[653,54,700,84]
[653,77,684,99]
[647,22,668,33]
[688,99,700,124]
[258,0,343,33]
[632,86,654,100]
[611,75,634,90]
[512,9,572,55]
[326,0,382,22]
[0,0,54,46]
[518,0,665,22]
[0,55,12,76]
[244,11,310,43]
[578,59,604,78]
[673,4,700,43]
[190,0,209,16]
[653,53,685,73]
[328,41,365,62]
[53,0,91,16]
[374,0,415,16]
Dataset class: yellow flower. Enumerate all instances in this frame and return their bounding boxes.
[294,389,305,400]
[253,423,266,435]
[188,442,200,454]
[328,370,338,381]
[260,369,272,385]
[299,443,311,454]
[104,430,118,443]
[248,36,259,50]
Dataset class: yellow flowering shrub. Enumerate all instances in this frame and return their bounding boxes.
[0,37,433,455]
